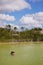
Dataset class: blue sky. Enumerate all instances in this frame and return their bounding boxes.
[0,0,43,29]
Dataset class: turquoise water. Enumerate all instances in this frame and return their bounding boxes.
[0,44,43,65]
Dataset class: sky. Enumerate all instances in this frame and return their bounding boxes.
[0,0,43,29]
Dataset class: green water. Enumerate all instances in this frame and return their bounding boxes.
[0,43,43,65]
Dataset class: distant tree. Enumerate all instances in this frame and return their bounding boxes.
[21,27,24,32]
[32,28,42,31]
[0,26,43,42]
[5,24,11,31]
[14,27,17,32]
[21,27,25,41]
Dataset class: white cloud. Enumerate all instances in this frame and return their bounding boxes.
[33,12,43,24]
[0,14,16,28]
[0,14,15,21]
[0,20,4,27]
[20,12,43,29]
[0,0,31,12]
[0,12,43,29]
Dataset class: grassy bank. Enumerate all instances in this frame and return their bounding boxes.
[0,41,43,45]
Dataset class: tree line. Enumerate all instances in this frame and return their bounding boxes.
[0,24,43,42]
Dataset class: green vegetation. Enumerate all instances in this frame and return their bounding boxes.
[0,43,43,65]
[0,25,43,42]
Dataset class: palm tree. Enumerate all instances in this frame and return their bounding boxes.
[14,27,18,41]
[5,24,11,32]
[25,28,28,41]
[21,27,24,32]
[21,27,25,41]
[14,27,17,32]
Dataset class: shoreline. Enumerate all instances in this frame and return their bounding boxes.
[0,41,43,45]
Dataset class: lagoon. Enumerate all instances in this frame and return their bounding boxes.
[0,42,43,65]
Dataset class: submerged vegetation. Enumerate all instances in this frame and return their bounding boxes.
[0,24,43,42]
